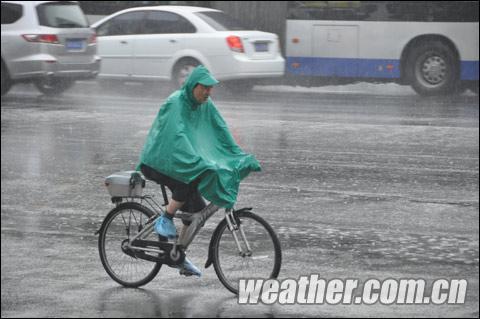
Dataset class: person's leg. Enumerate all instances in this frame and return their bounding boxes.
[178,203,220,248]
[140,165,202,276]
[165,198,184,216]
[156,186,190,238]
[155,198,184,238]
[140,165,189,238]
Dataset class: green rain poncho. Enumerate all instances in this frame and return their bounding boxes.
[137,66,261,208]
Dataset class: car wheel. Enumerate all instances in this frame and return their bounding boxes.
[34,78,75,96]
[406,41,459,96]
[1,61,12,96]
[224,80,254,95]
[172,59,200,88]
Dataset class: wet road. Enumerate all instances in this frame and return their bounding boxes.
[1,82,479,317]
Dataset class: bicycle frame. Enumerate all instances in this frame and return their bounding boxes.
[113,195,253,264]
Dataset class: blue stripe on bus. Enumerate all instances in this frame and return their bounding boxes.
[460,61,479,80]
[287,57,479,81]
[286,57,400,78]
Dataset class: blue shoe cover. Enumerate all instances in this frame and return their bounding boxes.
[154,214,176,239]
[178,257,202,277]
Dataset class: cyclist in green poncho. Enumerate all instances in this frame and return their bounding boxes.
[137,65,261,277]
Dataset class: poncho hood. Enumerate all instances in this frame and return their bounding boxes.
[181,65,219,109]
[137,66,260,208]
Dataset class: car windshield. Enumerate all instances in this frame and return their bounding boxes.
[37,2,89,28]
[195,11,246,31]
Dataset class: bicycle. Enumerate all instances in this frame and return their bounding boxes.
[96,171,282,294]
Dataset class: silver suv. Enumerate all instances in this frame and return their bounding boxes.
[1,1,100,96]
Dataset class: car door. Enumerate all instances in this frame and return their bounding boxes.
[133,11,196,79]
[95,11,146,79]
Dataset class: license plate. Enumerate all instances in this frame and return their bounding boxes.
[254,42,269,52]
[66,39,84,50]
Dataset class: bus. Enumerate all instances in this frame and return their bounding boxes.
[285,1,479,95]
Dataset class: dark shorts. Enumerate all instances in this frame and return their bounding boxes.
[140,164,206,214]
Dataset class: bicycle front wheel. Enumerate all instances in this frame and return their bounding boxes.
[98,202,162,288]
[212,211,282,294]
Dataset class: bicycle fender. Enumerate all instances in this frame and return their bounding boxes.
[204,207,253,269]
[95,211,116,235]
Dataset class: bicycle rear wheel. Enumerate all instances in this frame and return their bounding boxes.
[98,202,162,287]
[212,211,282,294]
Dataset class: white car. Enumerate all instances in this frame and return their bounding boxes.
[91,6,285,91]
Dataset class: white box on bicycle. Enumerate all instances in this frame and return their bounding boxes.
[105,171,145,197]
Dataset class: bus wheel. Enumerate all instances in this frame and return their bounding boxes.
[224,80,254,95]
[407,41,458,96]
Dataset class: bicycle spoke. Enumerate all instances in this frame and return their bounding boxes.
[99,203,161,287]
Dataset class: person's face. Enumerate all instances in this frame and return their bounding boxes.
[193,84,213,104]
